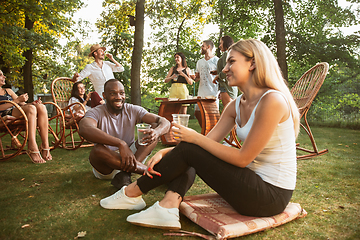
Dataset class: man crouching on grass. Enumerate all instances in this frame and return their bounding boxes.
[79,79,170,189]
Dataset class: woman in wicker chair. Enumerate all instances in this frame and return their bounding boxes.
[68,82,93,118]
[0,70,51,163]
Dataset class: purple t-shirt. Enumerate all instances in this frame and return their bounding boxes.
[84,103,148,151]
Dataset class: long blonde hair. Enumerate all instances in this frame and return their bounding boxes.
[229,39,300,137]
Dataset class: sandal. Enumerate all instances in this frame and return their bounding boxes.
[39,146,52,161]
[26,150,46,164]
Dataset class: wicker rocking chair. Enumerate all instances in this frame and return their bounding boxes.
[51,77,93,150]
[0,100,64,161]
[225,62,329,160]
[291,62,329,159]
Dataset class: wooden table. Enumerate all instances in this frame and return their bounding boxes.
[155,98,220,145]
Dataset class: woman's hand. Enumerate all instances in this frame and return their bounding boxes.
[145,148,173,178]
[178,70,186,77]
[86,92,92,101]
[15,93,28,104]
[32,97,42,105]
[171,122,199,144]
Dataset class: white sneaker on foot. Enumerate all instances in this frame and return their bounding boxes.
[127,201,181,230]
[100,186,146,210]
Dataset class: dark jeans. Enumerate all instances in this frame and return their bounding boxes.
[137,142,293,217]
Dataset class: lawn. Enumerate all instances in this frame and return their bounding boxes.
[0,120,359,240]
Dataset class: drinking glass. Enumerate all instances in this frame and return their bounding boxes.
[136,123,151,145]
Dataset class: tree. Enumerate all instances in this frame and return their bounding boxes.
[0,0,82,101]
[131,0,145,105]
[273,0,288,80]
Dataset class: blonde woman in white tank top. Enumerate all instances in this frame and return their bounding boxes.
[99,39,301,230]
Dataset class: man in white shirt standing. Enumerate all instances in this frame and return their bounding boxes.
[193,40,219,126]
[72,44,124,107]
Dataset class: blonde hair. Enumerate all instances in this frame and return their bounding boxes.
[229,39,300,137]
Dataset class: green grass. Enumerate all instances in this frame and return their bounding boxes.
[0,120,359,239]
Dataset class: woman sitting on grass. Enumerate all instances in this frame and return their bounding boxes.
[99,39,300,230]
[0,70,52,163]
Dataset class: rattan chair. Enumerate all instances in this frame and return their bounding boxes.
[0,100,64,161]
[51,77,93,150]
[0,101,28,161]
[291,62,329,159]
[225,62,329,160]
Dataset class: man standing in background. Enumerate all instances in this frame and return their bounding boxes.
[72,44,124,107]
[193,40,219,126]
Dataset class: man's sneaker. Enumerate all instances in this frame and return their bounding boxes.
[126,201,181,230]
[111,171,132,190]
[100,186,146,210]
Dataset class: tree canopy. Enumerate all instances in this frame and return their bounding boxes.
[0,0,83,100]
[1,0,359,122]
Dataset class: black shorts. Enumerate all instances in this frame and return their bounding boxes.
[1,108,13,117]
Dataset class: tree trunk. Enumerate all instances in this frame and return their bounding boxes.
[216,27,223,58]
[216,8,224,58]
[23,15,34,102]
[176,18,186,52]
[130,0,145,106]
[273,0,288,81]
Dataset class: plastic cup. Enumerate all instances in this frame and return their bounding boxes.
[136,123,151,145]
[172,114,190,127]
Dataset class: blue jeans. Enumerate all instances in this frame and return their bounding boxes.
[137,142,293,217]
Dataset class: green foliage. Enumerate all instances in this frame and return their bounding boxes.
[0,0,83,92]
[210,0,270,40]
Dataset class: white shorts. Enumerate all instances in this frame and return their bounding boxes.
[92,142,138,180]
[92,142,149,180]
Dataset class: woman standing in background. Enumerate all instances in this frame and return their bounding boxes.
[164,52,194,114]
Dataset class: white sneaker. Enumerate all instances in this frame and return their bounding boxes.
[127,201,181,230]
[100,186,146,210]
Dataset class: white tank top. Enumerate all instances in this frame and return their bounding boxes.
[235,90,297,190]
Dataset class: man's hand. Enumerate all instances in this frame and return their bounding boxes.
[194,72,200,81]
[72,73,79,82]
[139,128,160,146]
[213,75,219,84]
[106,53,114,60]
[118,144,138,172]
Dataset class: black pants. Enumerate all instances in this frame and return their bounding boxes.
[137,142,293,217]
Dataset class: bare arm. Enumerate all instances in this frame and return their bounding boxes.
[106,53,123,69]
[164,67,176,83]
[179,67,194,85]
[139,113,171,145]
[0,89,28,111]
[173,93,290,168]
[72,72,80,83]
